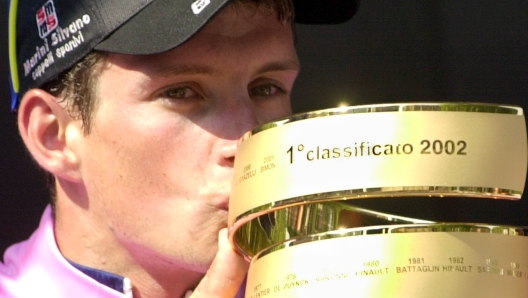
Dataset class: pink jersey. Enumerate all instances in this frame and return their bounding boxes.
[0,206,129,297]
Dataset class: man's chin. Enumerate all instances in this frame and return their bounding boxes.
[181,247,218,273]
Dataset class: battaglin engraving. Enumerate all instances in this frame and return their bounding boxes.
[396,265,440,273]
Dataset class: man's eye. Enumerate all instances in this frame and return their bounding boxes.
[165,87,197,99]
[250,84,282,97]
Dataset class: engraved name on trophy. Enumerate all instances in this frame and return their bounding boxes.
[228,103,528,298]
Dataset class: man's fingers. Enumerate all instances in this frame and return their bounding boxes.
[191,228,249,298]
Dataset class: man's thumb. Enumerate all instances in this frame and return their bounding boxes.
[191,228,249,298]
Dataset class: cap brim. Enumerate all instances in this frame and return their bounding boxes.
[95,0,230,55]
[95,0,359,55]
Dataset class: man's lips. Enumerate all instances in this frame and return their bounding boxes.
[218,198,229,212]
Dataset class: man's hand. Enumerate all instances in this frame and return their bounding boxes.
[190,228,249,298]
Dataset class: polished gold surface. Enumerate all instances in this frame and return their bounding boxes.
[254,221,528,261]
[245,228,528,298]
[231,200,429,259]
[228,103,528,297]
[230,199,528,259]
[233,185,521,225]
[242,102,524,140]
[229,103,528,227]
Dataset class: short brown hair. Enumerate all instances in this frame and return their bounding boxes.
[42,51,108,134]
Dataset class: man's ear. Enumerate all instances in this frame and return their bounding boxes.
[17,89,83,182]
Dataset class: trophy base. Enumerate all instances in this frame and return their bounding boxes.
[245,224,528,298]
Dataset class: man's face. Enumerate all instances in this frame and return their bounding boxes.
[75,5,298,272]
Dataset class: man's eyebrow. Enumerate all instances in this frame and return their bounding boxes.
[142,60,300,77]
[256,60,301,74]
[145,63,216,77]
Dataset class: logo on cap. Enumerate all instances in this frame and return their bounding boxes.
[36,0,58,38]
[191,0,211,15]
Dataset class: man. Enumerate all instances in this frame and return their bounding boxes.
[1,0,358,297]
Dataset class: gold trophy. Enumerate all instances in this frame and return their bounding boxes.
[228,103,528,297]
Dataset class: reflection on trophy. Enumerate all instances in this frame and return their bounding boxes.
[228,103,528,297]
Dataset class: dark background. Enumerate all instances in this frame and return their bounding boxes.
[1,1,527,254]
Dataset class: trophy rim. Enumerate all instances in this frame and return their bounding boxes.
[233,186,522,224]
[230,199,528,260]
[252,222,528,261]
[241,102,524,141]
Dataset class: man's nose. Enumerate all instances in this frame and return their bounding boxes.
[222,97,261,141]
[217,97,260,167]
